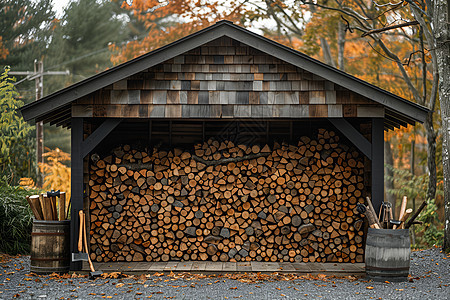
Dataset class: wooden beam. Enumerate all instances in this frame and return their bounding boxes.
[80,119,122,158]
[148,120,152,145]
[169,120,172,147]
[50,113,71,126]
[329,119,372,159]
[70,117,83,271]
[371,118,384,214]
[202,121,205,142]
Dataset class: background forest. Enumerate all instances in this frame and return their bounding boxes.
[0,0,446,253]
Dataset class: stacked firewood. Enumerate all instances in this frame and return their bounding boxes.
[89,129,366,263]
[26,191,68,221]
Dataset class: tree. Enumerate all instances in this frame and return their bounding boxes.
[45,0,128,94]
[43,0,132,152]
[432,0,450,252]
[248,0,439,212]
[0,0,55,101]
[111,0,247,64]
[0,67,35,184]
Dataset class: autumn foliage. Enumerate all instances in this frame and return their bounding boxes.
[111,0,247,64]
[20,148,71,201]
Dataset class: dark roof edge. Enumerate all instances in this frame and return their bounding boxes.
[20,21,229,120]
[219,22,429,122]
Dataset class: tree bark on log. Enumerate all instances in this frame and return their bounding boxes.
[89,129,367,263]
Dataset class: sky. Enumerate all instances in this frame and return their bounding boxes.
[52,0,72,17]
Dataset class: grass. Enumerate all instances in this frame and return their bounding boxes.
[0,179,41,254]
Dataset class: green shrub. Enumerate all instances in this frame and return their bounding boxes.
[413,199,444,248]
[0,178,40,254]
[386,165,444,249]
[0,67,36,185]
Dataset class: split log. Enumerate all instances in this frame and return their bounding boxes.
[89,129,366,263]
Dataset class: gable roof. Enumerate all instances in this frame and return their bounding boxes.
[20,20,429,128]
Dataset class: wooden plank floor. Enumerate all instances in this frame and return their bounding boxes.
[83,261,365,275]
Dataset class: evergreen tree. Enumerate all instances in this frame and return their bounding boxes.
[45,0,128,95]
[0,0,55,102]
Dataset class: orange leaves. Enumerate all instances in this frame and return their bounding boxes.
[0,37,8,60]
[38,147,71,201]
[101,272,125,279]
[111,0,246,65]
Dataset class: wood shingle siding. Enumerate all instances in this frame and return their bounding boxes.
[73,37,382,119]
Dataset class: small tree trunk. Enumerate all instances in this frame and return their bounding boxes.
[424,114,437,203]
[337,22,346,71]
[432,0,450,252]
[320,38,336,67]
[384,139,396,217]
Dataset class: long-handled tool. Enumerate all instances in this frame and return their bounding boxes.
[81,210,103,279]
[72,211,89,262]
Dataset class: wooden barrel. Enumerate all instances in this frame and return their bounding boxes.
[30,219,70,274]
[365,228,410,282]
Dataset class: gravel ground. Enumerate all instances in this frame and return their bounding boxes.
[0,248,448,300]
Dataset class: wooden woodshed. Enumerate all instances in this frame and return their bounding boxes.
[20,21,429,270]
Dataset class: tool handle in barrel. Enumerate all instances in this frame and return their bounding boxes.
[366,197,381,228]
[405,200,427,228]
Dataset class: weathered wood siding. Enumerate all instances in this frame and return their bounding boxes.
[73,37,384,119]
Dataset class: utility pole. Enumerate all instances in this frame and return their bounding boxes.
[35,60,44,186]
[10,61,69,187]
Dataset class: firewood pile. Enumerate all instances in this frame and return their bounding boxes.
[89,128,366,263]
[26,191,69,221]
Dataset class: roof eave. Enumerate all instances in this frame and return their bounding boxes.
[20,20,429,124]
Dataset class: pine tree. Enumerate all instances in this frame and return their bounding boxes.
[0,0,55,102]
[45,0,128,95]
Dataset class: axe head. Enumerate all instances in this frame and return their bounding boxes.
[89,270,103,279]
[390,220,401,226]
[47,190,60,197]
[72,252,89,262]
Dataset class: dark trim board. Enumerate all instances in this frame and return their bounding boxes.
[371,118,384,213]
[81,119,122,158]
[70,118,122,271]
[20,21,428,126]
[70,118,83,271]
[329,119,372,159]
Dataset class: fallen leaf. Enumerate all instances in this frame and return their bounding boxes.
[366,286,374,289]
[230,287,238,290]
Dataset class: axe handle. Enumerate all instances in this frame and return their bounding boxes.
[81,210,96,273]
[78,210,84,252]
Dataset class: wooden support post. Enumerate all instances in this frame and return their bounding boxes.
[81,119,122,158]
[70,117,83,271]
[371,118,384,214]
[71,118,121,271]
[329,119,372,159]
